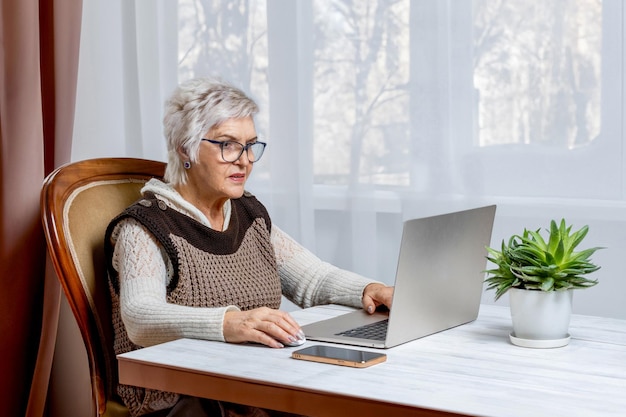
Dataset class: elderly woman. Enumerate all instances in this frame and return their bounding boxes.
[105,77,393,417]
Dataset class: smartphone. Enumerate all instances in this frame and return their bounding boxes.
[292,345,387,368]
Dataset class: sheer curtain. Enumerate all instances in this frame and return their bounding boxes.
[73,0,625,319]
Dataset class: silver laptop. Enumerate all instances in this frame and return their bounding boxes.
[302,205,497,349]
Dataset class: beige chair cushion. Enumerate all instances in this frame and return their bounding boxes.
[65,179,146,415]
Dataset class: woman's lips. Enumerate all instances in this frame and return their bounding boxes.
[229,173,246,182]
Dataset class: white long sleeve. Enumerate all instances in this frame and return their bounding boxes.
[112,218,239,347]
[272,225,378,308]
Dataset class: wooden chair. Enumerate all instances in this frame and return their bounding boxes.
[40,158,166,417]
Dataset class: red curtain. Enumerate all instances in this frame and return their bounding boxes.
[0,0,82,416]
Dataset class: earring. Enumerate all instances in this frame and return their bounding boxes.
[183,161,191,169]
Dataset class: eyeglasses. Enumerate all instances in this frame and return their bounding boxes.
[201,138,267,163]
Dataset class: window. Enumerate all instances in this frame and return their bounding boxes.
[73,0,626,318]
[178,0,614,198]
[474,0,602,149]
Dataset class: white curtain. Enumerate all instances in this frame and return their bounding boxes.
[72,0,626,319]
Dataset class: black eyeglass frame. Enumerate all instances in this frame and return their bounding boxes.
[201,138,267,163]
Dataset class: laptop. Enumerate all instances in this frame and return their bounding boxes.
[301,205,497,349]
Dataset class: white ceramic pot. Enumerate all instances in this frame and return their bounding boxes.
[509,288,573,347]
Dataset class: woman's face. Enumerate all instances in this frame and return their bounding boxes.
[185,116,258,205]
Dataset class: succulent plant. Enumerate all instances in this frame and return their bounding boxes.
[485,219,602,301]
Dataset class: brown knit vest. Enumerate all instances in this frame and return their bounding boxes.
[105,192,282,416]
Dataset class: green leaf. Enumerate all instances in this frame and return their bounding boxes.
[539,278,555,291]
[553,240,565,264]
[547,220,561,253]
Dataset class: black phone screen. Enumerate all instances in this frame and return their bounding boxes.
[294,345,385,363]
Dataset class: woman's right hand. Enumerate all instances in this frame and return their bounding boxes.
[223,307,305,348]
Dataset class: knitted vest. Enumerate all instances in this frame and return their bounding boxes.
[105,192,282,416]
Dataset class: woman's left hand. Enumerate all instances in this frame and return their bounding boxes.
[362,283,394,314]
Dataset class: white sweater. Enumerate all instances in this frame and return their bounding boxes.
[110,179,378,347]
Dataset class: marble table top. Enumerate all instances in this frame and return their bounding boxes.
[118,304,626,417]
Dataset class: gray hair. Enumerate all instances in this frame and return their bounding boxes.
[162,77,259,186]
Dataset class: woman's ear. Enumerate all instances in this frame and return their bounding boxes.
[178,146,193,170]
[177,146,189,161]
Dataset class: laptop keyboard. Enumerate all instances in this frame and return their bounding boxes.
[335,319,389,341]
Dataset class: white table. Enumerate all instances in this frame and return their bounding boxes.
[117,304,626,417]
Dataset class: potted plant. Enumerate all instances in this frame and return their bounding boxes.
[485,219,602,348]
